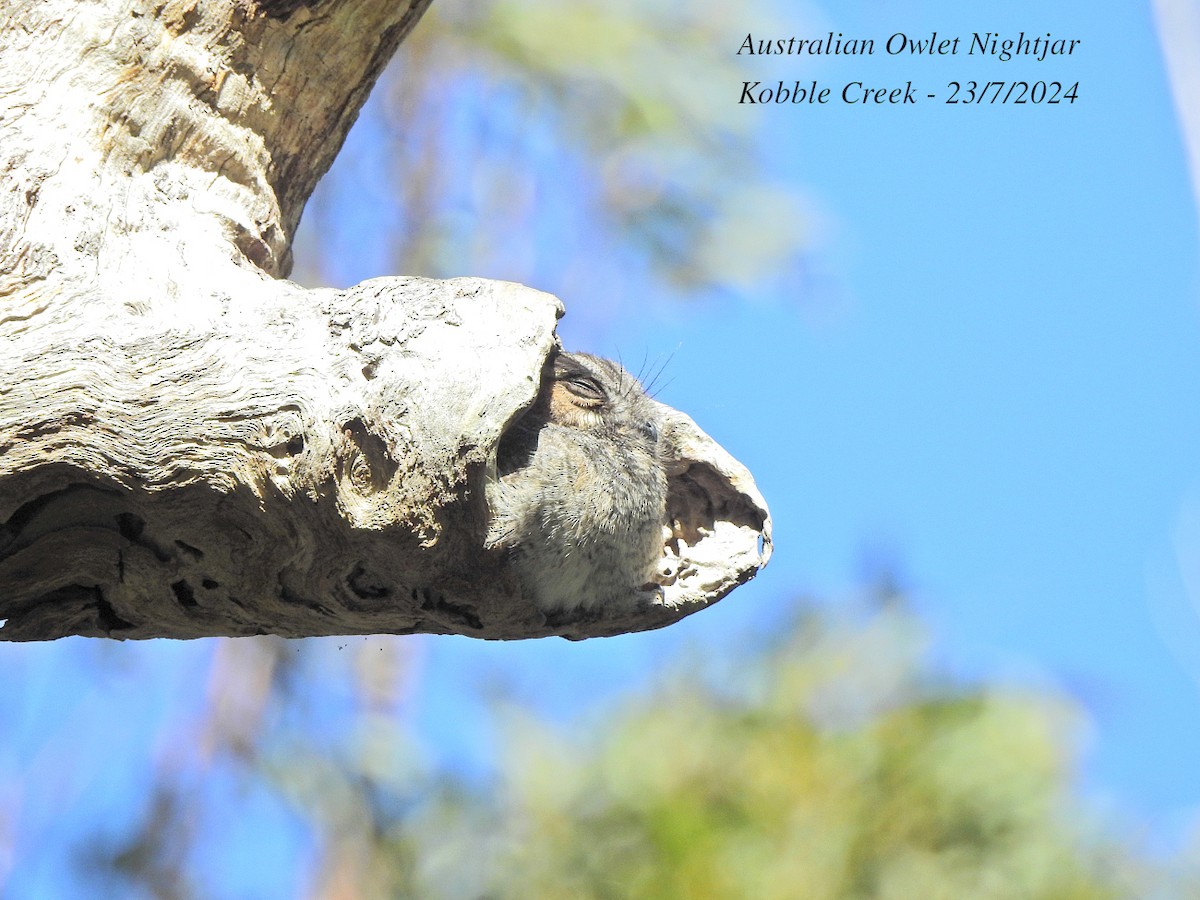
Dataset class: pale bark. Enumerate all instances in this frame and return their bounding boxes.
[0,0,771,641]
[1155,0,1200,229]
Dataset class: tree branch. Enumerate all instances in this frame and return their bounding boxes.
[0,0,771,641]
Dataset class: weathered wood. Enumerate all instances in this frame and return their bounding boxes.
[0,0,771,641]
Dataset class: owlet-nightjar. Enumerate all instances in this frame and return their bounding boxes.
[484,352,668,613]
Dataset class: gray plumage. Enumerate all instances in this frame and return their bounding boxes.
[484,352,668,613]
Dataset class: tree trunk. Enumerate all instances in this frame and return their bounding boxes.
[0,0,771,641]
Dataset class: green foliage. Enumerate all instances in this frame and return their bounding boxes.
[384,609,1148,899]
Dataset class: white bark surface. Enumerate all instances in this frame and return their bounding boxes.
[0,0,771,641]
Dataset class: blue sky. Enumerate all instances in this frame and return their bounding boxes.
[396,0,1200,847]
[734,0,1200,836]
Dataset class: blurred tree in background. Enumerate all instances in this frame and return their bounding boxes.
[291,0,810,308]
[98,599,1196,898]
[428,607,1158,900]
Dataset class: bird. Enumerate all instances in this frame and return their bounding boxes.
[484,351,668,614]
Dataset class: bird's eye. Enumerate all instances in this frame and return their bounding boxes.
[551,353,609,412]
[562,376,606,406]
